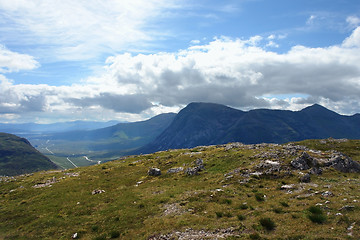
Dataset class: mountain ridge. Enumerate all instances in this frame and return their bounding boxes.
[138,102,360,154]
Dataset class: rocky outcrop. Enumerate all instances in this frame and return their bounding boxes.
[291,151,360,173]
[329,153,360,173]
[255,160,281,175]
[185,158,205,176]
[291,152,315,170]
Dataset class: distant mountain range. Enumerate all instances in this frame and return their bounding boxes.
[138,102,360,154]
[1,102,360,170]
[25,113,176,159]
[0,133,57,176]
[0,120,120,134]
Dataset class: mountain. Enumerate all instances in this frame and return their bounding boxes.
[0,133,58,176]
[0,120,120,135]
[29,113,176,159]
[139,102,360,154]
[1,139,359,239]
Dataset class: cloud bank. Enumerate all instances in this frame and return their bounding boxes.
[1,27,360,123]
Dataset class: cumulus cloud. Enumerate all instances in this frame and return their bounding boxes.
[91,27,360,114]
[342,26,360,47]
[1,27,360,122]
[0,45,39,73]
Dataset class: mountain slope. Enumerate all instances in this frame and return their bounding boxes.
[0,139,359,239]
[0,133,58,176]
[139,103,360,154]
[140,103,244,152]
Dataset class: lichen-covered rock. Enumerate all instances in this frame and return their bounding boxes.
[256,160,281,175]
[291,152,315,170]
[167,167,183,174]
[195,158,205,170]
[148,168,161,176]
[185,167,200,176]
[329,153,360,173]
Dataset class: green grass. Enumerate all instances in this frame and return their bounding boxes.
[0,139,360,239]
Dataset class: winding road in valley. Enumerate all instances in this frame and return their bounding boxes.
[83,156,101,165]
[66,157,78,168]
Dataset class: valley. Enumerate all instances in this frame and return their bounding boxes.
[2,102,360,174]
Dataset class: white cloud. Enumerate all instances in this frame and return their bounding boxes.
[2,27,360,123]
[190,39,201,45]
[266,41,279,48]
[306,15,317,25]
[342,26,360,47]
[0,45,39,73]
[0,0,177,61]
[346,15,360,28]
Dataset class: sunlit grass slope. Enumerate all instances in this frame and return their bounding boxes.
[0,139,359,239]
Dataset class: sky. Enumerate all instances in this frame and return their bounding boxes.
[0,0,360,123]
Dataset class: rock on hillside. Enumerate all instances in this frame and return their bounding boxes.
[0,132,58,176]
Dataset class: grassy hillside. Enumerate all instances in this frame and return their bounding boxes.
[0,133,58,176]
[0,139,359,239]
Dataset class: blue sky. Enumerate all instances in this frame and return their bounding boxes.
[0,0,360,123]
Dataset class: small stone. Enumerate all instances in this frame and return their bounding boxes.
[280,184,296,190]
[322,191,334,197]
[339,205,355,211]
[92,189,105,195]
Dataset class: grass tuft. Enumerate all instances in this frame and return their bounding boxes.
[259,217,276,231]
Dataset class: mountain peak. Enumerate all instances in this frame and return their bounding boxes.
[301,104,337,115]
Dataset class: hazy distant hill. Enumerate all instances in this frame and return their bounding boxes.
[0,120,119,134]
[0,133,57,176]
[138,102,360,153]
[29,113,176,159]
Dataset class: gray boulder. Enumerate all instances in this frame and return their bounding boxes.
[185,167,200,176]
[291,152,318,170]
[329,153,360,173]
[148,168,161,176]
[195,158,205,170]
